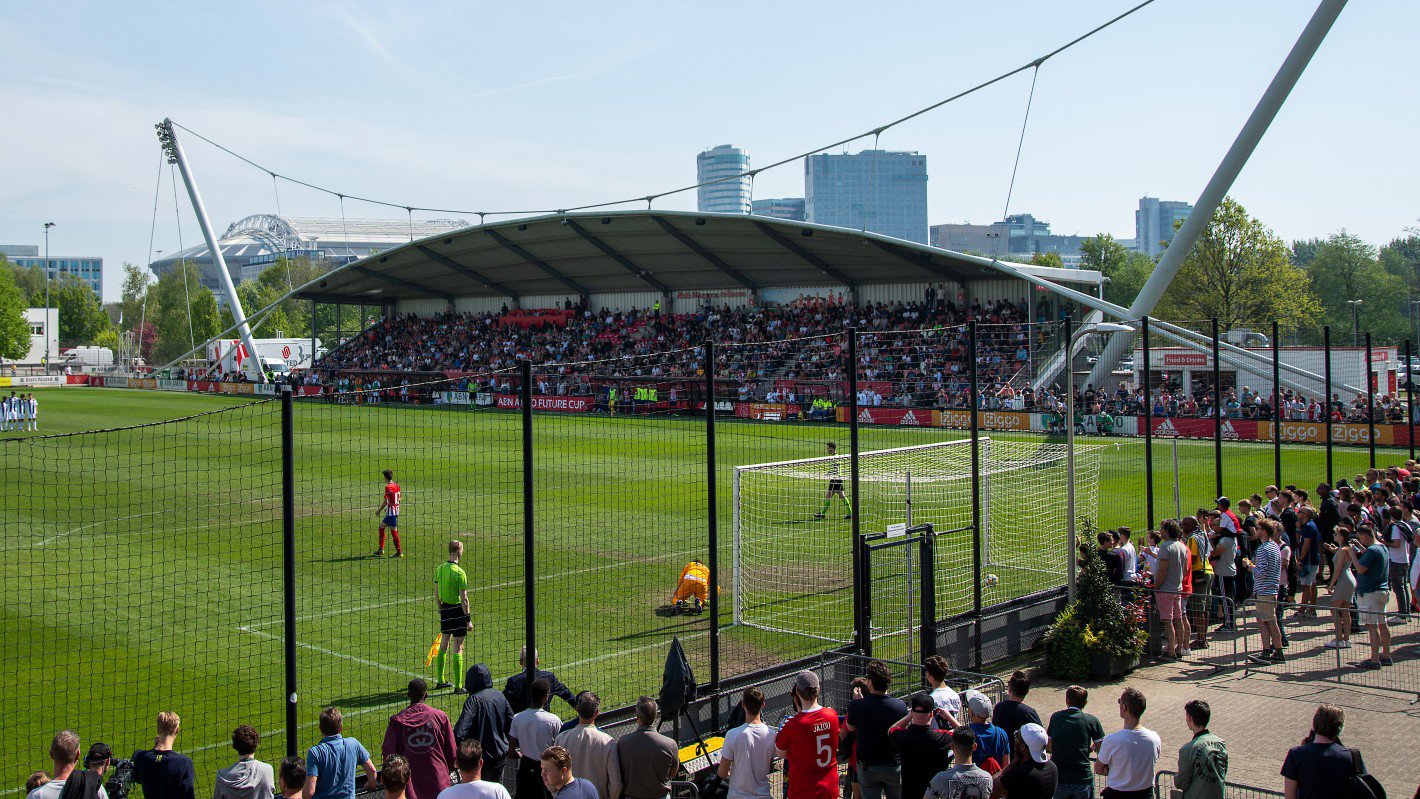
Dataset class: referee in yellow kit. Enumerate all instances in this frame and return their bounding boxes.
[433,539,471,693]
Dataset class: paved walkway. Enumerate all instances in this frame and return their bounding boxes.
[1013,611,1420,796]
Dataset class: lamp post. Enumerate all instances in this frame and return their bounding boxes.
[43,222,55,370]
[1067,320,1135,603]
[1347,299,1363,348]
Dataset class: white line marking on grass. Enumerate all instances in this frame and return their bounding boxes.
[244,547,703,630]
[239,626,422,679]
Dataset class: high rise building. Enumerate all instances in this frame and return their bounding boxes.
[4,245,104,296]
[805,150,928,244]
[929,214,1089,266]
[750,197,806,221]
[696,145,752,214]
[1134,196,1192,258]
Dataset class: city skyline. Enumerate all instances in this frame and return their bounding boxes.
[2,1,1416,301]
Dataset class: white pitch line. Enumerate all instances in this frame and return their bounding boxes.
[244,547,703,630]
[240,627,423,679]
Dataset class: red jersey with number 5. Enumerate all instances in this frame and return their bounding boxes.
[384,482,401,514]
[775,706,840,799]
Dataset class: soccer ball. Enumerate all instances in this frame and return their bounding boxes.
[983,573,999,588]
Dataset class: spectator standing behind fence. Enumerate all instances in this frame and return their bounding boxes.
[438,741,512,799]
[963,691,1009,773]
[1093,688,1159,799]
[455,664,514,780]
[925,728,992,799]
[134,712,197,799]
[1352,525,1393,669]
[214,726,275,799]
[303,708,378,799]
[775,671,841,799]
[28,731,109,799]
[1182,517,1212,649]
[1244,521,1285,664]
[505,648,577,714]
[991,672,1041,749]
[277,759,305,799]
[718,688,775,799]
[555,692,622,799]
[1172,701,1226,799]
[923,656,963,731]
[1280,705,1368,799]
[1045,686,1102,799]
[994,723,1055,799]
[511,679,562,799]
[886,693,951,799]
[844,660,909,799]
[1155,520,1190,659]
[1384,505,1413,621]
[618,697,678,799]
[539,747,597,799]
[383,679,457,799]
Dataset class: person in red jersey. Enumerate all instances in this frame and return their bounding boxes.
[775,670,840,799]
[374,469,404,558]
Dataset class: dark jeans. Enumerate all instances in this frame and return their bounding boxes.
[516,756,546,799]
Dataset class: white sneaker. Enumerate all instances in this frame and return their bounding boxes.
[1338,640,1352,648]
[1324,639,1342,649]
[1180,648,1193,657]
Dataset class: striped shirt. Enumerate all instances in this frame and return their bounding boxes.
[1252,540,1281,599]
[436,561,468,605]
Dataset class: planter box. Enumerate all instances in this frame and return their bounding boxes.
[1088,651,1139,679]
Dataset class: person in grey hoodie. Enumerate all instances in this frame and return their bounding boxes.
[214,726,274,799]
[454,664,514,784]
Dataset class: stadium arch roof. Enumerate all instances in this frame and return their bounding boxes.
[292,210,1102,304]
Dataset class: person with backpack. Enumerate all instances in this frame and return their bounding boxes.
[1384,506,1413,621]
[1280,704,1383,799]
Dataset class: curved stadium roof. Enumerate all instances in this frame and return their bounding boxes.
[293,210,1101,304]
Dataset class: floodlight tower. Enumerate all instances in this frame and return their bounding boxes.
[156,119,266,383]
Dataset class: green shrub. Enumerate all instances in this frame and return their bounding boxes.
[1044,519,1147,679]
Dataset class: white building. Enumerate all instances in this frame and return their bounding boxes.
[1133,345,1398,401]
[22,308,58,366]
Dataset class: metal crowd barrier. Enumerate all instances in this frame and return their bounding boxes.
[1155,769,1284,798]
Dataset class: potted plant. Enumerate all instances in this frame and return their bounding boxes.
[1044,520,1147,680]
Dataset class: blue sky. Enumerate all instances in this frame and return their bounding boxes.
[2,0,1415,301]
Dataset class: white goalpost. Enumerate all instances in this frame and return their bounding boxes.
[731,437,1102,645]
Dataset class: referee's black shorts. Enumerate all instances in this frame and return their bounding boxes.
[828,478,844,494]
[440,602,470,637]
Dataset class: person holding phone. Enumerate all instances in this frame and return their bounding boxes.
[775,671,841,799]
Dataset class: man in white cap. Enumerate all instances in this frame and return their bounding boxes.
[993,723,1056,798]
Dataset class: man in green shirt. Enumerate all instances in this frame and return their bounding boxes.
[1174,699,1227,799]
[434,540,471,692]
[1045,685,1104,798]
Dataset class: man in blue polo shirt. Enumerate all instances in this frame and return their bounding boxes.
[303,708,378,799]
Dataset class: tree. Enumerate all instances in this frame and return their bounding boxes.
[1029,251,1065,269]
[1154,196,1321,334]
[1308,230,1409,344]
[1290,237,1324,268]
[0,267,30,361]
[1080,234,1154,307]
[50,277,112,345]
[1379,235,1420,294]
[9,263,48,305]
[153,261,220,363]
[118,262,157,332]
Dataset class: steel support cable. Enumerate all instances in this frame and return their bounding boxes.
[170,163,197,357]
[1002,63,1041,221]
[138,149,163,365]
[165,0,1159,220]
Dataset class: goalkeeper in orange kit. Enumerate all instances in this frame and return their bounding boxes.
[671,559,711,615]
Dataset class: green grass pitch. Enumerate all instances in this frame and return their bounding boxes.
[2,387,1406,791]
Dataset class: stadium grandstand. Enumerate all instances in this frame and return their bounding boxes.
[149,213,470,293]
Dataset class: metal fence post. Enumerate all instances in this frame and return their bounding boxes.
[1273,320,1282,488]
[1366,332,1376,468]
[704,340,720,716]
[1324,326,1334,484]
[919,532,937,659]
[1212,318,1223,500]
[1408,339,1416,462]
[969,320,983,672]
[1142,317,1155,530]
[281,386,298,757]
[849,329,864,652]
[521,360,536,707]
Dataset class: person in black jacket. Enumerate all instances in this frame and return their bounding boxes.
[1316,483,1341,583]
[454,664,514,784]
[503,647,576,713]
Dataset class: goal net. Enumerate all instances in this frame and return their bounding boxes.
[732,437,1102,644]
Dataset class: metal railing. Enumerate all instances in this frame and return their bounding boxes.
[1155,769,1284,798]
[1135,586,1249,671]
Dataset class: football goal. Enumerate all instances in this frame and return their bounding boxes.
[731,437,1102,644]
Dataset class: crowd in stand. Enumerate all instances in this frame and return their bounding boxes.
[30,653,1408,799]
[1034,382,1411,424]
